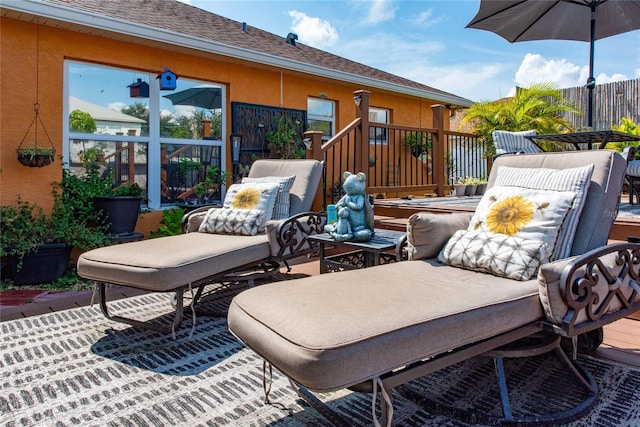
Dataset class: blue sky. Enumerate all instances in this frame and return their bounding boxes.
[182,0,640,102]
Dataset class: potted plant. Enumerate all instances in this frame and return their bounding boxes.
[452,177,480,196]
[404,132,432,159]
[453,178,467,196]
[177,164,230,205]
[201,165,230,202]
[475,178,488,195]
[16,146,56,167]
[1,197,109,285]
[266,116,306,159]
[58,157,146,237]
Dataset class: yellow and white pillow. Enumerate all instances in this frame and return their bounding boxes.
[223,182,279,231]
[242,175,296,220]
[493,164,594,259]
[467,186,576,259]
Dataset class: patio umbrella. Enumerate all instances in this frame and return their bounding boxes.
[466,0,640,128]
[163,84,222,109]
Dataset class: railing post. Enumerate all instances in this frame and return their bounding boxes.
[354,90,371,173]
[431,104,446,196]
[304,130,325,212]
[304,131,324,162]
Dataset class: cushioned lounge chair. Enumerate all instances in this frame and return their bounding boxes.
[228,150,640,425]
[78,159,325,334]
[493,129,543,157]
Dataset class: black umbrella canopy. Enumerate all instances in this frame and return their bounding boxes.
[467,0,640,128]
[163,85,222,110]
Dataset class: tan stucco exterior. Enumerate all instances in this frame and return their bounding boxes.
[1,16,446,234]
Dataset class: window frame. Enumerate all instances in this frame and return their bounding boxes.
[63,60,227,210]
[307,97,335,141]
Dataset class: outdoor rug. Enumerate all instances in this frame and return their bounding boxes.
[2,291,640,426]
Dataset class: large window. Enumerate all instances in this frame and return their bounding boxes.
[65,61,226,209]
[307,98,335,140]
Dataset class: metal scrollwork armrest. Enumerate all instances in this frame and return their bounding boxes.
[270,211,327,260]
[558,243,640,335]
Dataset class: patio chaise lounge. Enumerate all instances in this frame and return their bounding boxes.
[77,159,325,334]
[228,150,640,425]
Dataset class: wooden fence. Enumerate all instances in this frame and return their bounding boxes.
[561,78,640,130]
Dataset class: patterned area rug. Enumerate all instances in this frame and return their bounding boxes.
[2,291,640,426]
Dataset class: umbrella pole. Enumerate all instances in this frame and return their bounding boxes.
[587,4,597,129]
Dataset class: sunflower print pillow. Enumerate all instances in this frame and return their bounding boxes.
[223,182,280,231]
[467,186,576,259]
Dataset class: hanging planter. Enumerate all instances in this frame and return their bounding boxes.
[16,104,56,168]
[16,25,56,168]
[16,147,55,167]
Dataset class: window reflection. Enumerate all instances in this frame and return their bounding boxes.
[161,144,225,206]
[66,60,226,209]
[70,139,149,197]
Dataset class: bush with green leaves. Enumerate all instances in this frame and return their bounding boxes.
[149,208,186,238]
[0,196,109,266]
[266,116,306,159]
[460,82,578,156]
[607,118,640,153]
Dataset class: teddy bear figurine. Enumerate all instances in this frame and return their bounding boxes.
[324,171,374,242]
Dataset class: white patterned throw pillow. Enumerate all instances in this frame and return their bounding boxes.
[242,175,296,220]
[493,164,594,259]
[468,186,576,260]
[438,230,549,281]
[223,182,279,231]
[198,208,265,236]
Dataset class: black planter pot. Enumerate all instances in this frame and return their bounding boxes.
[94,196,143,236]
[7,243,72,285]
[411,146,425,159]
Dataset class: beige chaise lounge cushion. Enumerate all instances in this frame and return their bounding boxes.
[228,259,543,392]
[79,233,269,291]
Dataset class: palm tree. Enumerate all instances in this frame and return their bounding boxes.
[461,83,579,154]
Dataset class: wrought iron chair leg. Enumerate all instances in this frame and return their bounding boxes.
[493,356,514,421]
[288,380,352,427]
[98,282,185,334]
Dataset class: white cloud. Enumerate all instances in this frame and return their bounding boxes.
[514,53,630,89]
[289,11,339,48]
[514,53,582,89]
[362,0,397,25]
[594,72,630,85]
[108,101,126,111]
[406,8,446,28]
[176,0,191,4]
[399,62,507,102]
[335,32,444,71]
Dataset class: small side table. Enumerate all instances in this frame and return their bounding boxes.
[308,228,406,274]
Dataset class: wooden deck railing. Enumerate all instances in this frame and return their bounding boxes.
[304,90,489,209]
